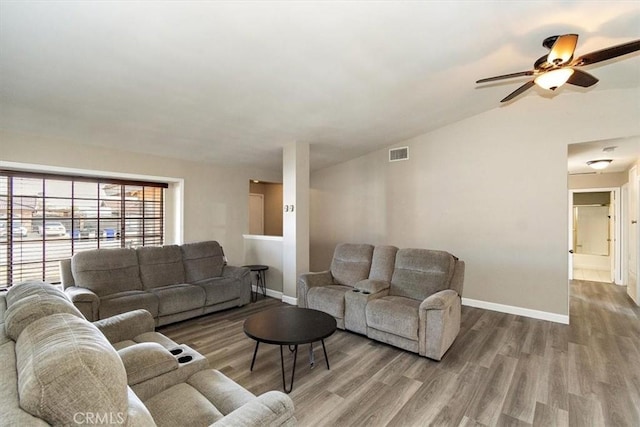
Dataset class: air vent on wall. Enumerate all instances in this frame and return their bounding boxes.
[389,146,409,162]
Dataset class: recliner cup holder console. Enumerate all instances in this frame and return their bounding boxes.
[178,355,193,364]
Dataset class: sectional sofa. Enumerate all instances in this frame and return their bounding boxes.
[60,241,251,325]
[1,281,295,426]
[297,243,465,360]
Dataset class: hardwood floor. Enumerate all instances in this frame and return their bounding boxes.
[158,280,640,426]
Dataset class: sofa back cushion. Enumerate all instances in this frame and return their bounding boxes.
[181,241,225,282]
[5,293,84,341]
[6,280,68,307]
[137,245,186,289]
[71,248,143,297]
[369,245,398,282]
[330,243,374,287]
[16,313,129,425]
[390,249,456,300]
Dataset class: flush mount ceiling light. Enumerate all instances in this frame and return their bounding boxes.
[586,159,613,170]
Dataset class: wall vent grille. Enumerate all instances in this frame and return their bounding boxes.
[389,147,409,162]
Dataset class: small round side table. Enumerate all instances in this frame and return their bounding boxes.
[243,265,268,302]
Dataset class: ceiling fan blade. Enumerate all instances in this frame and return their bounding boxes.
[500,80,535,103]
[566,69,599,87]
[572,39,640,66]
[476,71,534,84]
[547,34,578,65]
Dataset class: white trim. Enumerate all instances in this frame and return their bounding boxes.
[462,298,569,324]
[281,295,298,306]
[251,286,296,305]
[243,234,283,241]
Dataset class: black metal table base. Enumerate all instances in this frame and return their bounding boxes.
[249,339,330,394]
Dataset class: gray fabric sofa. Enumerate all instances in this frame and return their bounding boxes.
[60,241,251,326]
[298,243,465,360]
[1,281,296,426]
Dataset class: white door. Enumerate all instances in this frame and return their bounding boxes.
[249,193,264,235]
[628,167,638,304]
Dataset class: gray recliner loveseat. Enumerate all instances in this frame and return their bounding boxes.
[298,243,465,360]
[60,241,251,326]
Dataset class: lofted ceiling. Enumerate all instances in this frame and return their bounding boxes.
[1,1,639,172]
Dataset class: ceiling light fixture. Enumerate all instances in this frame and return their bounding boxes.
[586,159,613,170]
[534,68,575,90]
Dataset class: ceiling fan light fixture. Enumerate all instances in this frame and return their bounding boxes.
[586,159,613,170]
[534,68,574,90]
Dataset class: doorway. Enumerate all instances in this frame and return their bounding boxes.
[569,188,621,284]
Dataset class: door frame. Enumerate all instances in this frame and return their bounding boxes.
[568,187,622,285]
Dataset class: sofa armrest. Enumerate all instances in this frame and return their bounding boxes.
[211,391,296,427]
[296,271,333,308]
[118,343,179,386]
[222,265,250,279]
[354,279,390,294]
[419,289,459,311]
[93,309,156,343]
[64,286,99,320]
[418,289,461,360]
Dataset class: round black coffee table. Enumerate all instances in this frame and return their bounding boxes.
[243,307,337,393]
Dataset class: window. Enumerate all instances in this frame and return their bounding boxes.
[0,170,167,288]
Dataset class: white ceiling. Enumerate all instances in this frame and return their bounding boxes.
[1,1,639,172]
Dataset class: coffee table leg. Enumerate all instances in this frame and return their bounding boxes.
[250,341,260,371]
[321,339,330,370]
[309,342,315,368]
[280,344,298,394]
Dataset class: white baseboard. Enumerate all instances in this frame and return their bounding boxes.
[251,286,297,306]
[281,295,297,305]
[462,297,569,325]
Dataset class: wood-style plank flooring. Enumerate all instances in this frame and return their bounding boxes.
[158,280,640,426]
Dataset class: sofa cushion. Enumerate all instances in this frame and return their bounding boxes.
[194,276,241,306]
[187,369,255,416]
[369,245,398,282]
[6,280,68,307]
[366,296,421,340]
[307,285,352,319]
[5,294,83,341]
[72,248,143,297]
[390,249,456,300]
[330,243,374,286]
[137,245,186,290]
[15,313,129,425]
[149,284,206,316]
[99,291,159,319]
[145,382,224,427]
[182,241,226,282]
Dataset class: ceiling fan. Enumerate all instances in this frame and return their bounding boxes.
[476,34,640,103]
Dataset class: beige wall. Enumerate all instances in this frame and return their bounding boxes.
[0,129,281,265]
[249,181,283,236]
[310,88,640,316]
